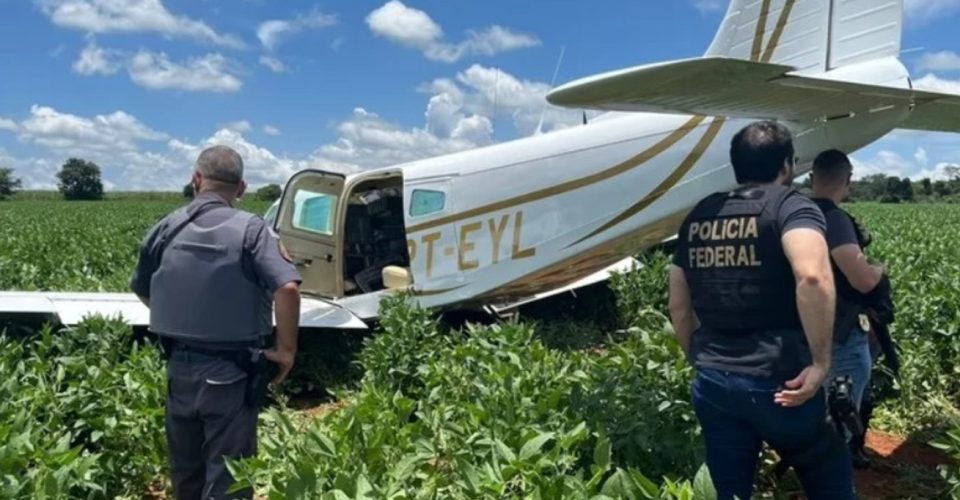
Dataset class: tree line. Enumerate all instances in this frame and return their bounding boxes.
[794,166,960,203]
[4,156,957,204]
[0,158,283,202]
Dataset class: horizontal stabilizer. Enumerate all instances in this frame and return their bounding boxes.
[0,292,368,330]
[897,100,960,133]
[546,57,960,125]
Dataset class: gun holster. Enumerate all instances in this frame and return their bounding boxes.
[239,348,276,409]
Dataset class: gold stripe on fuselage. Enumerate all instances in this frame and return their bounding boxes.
[406,115,708,234]
[568,117,727,247]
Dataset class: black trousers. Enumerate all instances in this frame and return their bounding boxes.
[165,347,257,500]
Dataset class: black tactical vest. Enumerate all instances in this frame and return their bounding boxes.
[148,200,270,344]
[813,198,872,340]
[680,184,801,332]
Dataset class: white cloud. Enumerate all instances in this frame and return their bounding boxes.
[423,64,585,136]
[128,50,242,92]
[257,8,338,50]
[693,0,724,13]
[0,118,17,132]
[3,64,585,190]
[259,55,288,73]
[917,51,960,72]
[915,147,929,167]
[222,120,252,132]
[37,0,244,48]
[366,1,539,63]
[72,38,120,75]
[852,145,960,181]
[912,73,960,94]
[17,104,166,152]
[904,0,960,22]
[0,149,61,190]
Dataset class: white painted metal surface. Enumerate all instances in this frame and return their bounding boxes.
[0,292,368,330]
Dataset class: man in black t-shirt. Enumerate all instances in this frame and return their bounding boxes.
[811,149,888,468]
[668,121,855,499]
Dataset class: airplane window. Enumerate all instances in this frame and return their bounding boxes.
[410,189,445,217]
[292,189,337,236]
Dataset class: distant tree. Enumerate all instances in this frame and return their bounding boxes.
[0,167,22,200]
[934,180,952,198]
[56,158,103,200]
[255,183,282,201]
[944,165,960,181]
[856,174,890,201]
[920,178,933,197]
[182,182,194,199]
[899,177,914,202]
[880,176,903,203]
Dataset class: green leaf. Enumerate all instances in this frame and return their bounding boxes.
[356,475,373,499]
[519,432,555,461]
[693,463,717,500]
[593,435,611,471]
[493,439,517,463]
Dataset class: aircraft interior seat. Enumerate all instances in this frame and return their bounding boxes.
[382,266,412,289]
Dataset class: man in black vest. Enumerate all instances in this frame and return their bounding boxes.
[668,121,855,499]
[130,145,302,499]
[811,149,893,469]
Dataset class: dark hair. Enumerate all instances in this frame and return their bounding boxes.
[812,149,853,186]
[729,121,795,184]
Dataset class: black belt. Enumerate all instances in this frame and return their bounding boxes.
[163,338,259,361]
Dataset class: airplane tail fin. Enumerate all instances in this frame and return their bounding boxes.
[705,0,903,74]
[548,0,960,134]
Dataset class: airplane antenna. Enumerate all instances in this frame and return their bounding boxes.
[535,45,566,135]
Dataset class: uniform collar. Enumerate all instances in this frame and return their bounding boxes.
[193,191,232,206]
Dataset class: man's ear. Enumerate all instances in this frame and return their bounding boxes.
[237,180,247,198]
[191,171,202,193]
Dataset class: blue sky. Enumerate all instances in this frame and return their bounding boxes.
[1,0,959,190]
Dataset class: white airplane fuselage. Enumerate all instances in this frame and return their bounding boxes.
[321,56,912,318]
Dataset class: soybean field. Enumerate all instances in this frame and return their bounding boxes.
[1,198,959,499]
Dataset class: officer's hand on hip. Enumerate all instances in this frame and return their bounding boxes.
[774,364,828,407]
[263,347,296,387]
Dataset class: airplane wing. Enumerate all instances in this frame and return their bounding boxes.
[546,57,960,131]
[0,292,368,330]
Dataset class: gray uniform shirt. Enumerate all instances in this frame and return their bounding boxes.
[130,192,301,341]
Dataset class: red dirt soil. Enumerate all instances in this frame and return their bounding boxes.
[781,430,953,500]
[853,430,953,500]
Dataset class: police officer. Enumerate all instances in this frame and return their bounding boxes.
[667,121,855,499]
[129,145,302,499]
[810,149,891,469]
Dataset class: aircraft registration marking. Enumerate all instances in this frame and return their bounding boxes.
[407,210,536,278]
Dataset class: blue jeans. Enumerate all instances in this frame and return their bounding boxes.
[692,367,856,500]
[827,327,871,410]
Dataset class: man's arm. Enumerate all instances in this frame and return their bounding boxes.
[775,227,835,406]
[668,265,699,356]
[268,281,300,386]
[831,244,884,293]
[129,221,165,308]
[245,217,303,386]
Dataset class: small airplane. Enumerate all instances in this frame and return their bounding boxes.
[3,0,959,332]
